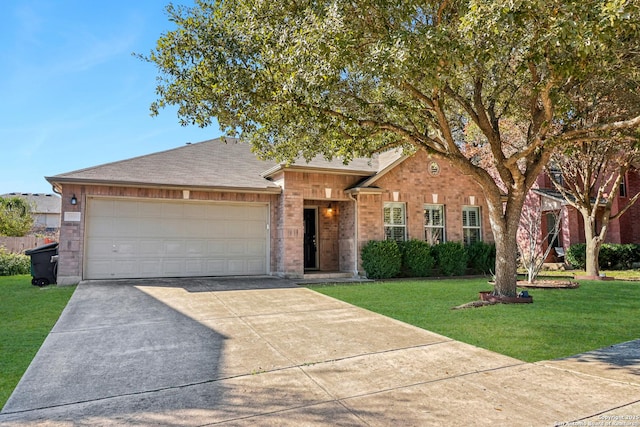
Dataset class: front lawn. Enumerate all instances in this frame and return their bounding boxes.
[311,278,640,362]
[0,275,75,409]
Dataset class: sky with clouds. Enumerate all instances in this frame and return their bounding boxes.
[0,0,223,195]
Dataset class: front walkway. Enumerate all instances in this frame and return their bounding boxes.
[1,277,639,426]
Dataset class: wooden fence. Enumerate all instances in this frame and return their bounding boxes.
[0,236,56,253]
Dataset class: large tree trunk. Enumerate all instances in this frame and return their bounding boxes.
[582,210,602,277]
[493,225,520,297]
[485,190,526,298]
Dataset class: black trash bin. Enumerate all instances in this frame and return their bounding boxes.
[25,242,59,287]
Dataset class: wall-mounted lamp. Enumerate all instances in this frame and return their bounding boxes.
[70,194,78,205]
[327,203,333,214]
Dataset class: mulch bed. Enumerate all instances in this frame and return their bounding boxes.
[517,280,579,289]
[452,279,579,310]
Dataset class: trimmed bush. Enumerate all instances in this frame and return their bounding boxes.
[0,246,30,276]
[567,242,640,270]
[361,240,402,279]
[566,243,586,269]
[433,241,468,276]
[399,239,434,277]
[466,241,496,274]
[598,243,618,269]
[618,244,640,269]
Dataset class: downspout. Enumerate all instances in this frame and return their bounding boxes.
[348,193,359,277]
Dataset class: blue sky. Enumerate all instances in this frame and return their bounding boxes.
[0,0,223,195]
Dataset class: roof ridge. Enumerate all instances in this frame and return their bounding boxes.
[52,137,234,178]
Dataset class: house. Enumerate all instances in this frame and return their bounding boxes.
[46,138,493,285]
[1,192,61,232]
[528,170,640,263]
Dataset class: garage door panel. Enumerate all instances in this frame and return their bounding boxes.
[140,260,163,275]
[162,259,184,275]
[140,240,163,256]
[116,240,138,256]
[185,259,205,275]
[185,241,206,255]
[247,259,266,272]
[246,240,266,255]
[164,240,186,256]
[89,217,116,237]
[207,241,226,255]
[86,198,268,279]
[86,238,114,257]
[117,201,140,217]
[228,260,246,274]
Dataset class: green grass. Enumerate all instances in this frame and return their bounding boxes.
[0,275,75,409]
[311,278,640,363]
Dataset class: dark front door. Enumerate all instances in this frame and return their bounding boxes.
[304,208,318,269]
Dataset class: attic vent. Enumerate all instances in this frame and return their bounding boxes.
[429,162,440,176]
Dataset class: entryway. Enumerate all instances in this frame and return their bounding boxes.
[303,207,318,270]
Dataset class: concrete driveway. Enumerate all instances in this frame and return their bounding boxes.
[1,277,639,426]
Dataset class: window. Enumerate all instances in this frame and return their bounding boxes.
[424,204,445,244]
[549,168,564,187]
[462,206,481,245]
[620,174,628,197]
[384,202,406,242]
[546,212,563,248]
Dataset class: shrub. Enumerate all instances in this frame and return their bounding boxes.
[598,243,618,269]
[361,240,402,279]
[566,243,586,269]
[466,241,496,274]
[0,246,30,276]
[619,244,640,269]
[399,239,434,277]
[433,241,468,276]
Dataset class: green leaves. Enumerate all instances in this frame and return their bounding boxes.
[0,197,33,237]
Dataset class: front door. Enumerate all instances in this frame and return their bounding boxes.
[303,208,318,269]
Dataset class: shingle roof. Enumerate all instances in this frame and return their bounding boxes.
[47,138,281,192]
[46,137,395,192]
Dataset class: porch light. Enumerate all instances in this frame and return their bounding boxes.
[327,203,333,214]
[70,194,77,205]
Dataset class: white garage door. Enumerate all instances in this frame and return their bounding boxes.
[85,198,269,279]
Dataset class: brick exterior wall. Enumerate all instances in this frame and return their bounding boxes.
[68,149,640,282]
[534,170,640,249]
[278,171,366,277]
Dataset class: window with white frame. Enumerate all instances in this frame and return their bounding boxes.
[424,204,445,244]
[384,202,406,242]
[462,206,482,245]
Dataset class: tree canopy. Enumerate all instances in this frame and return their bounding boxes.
[146,0,640,295]
[0,196,33,237]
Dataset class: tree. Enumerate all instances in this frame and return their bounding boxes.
[517,192,562,284]
[145,0,640,297]
[548,139,640,277]
[0,196,34,237]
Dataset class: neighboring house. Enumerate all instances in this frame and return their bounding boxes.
[1,192,61,232]
[46,138,493,285]
[527,170,640,263]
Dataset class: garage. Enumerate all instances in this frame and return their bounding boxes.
[85,197,269,279]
